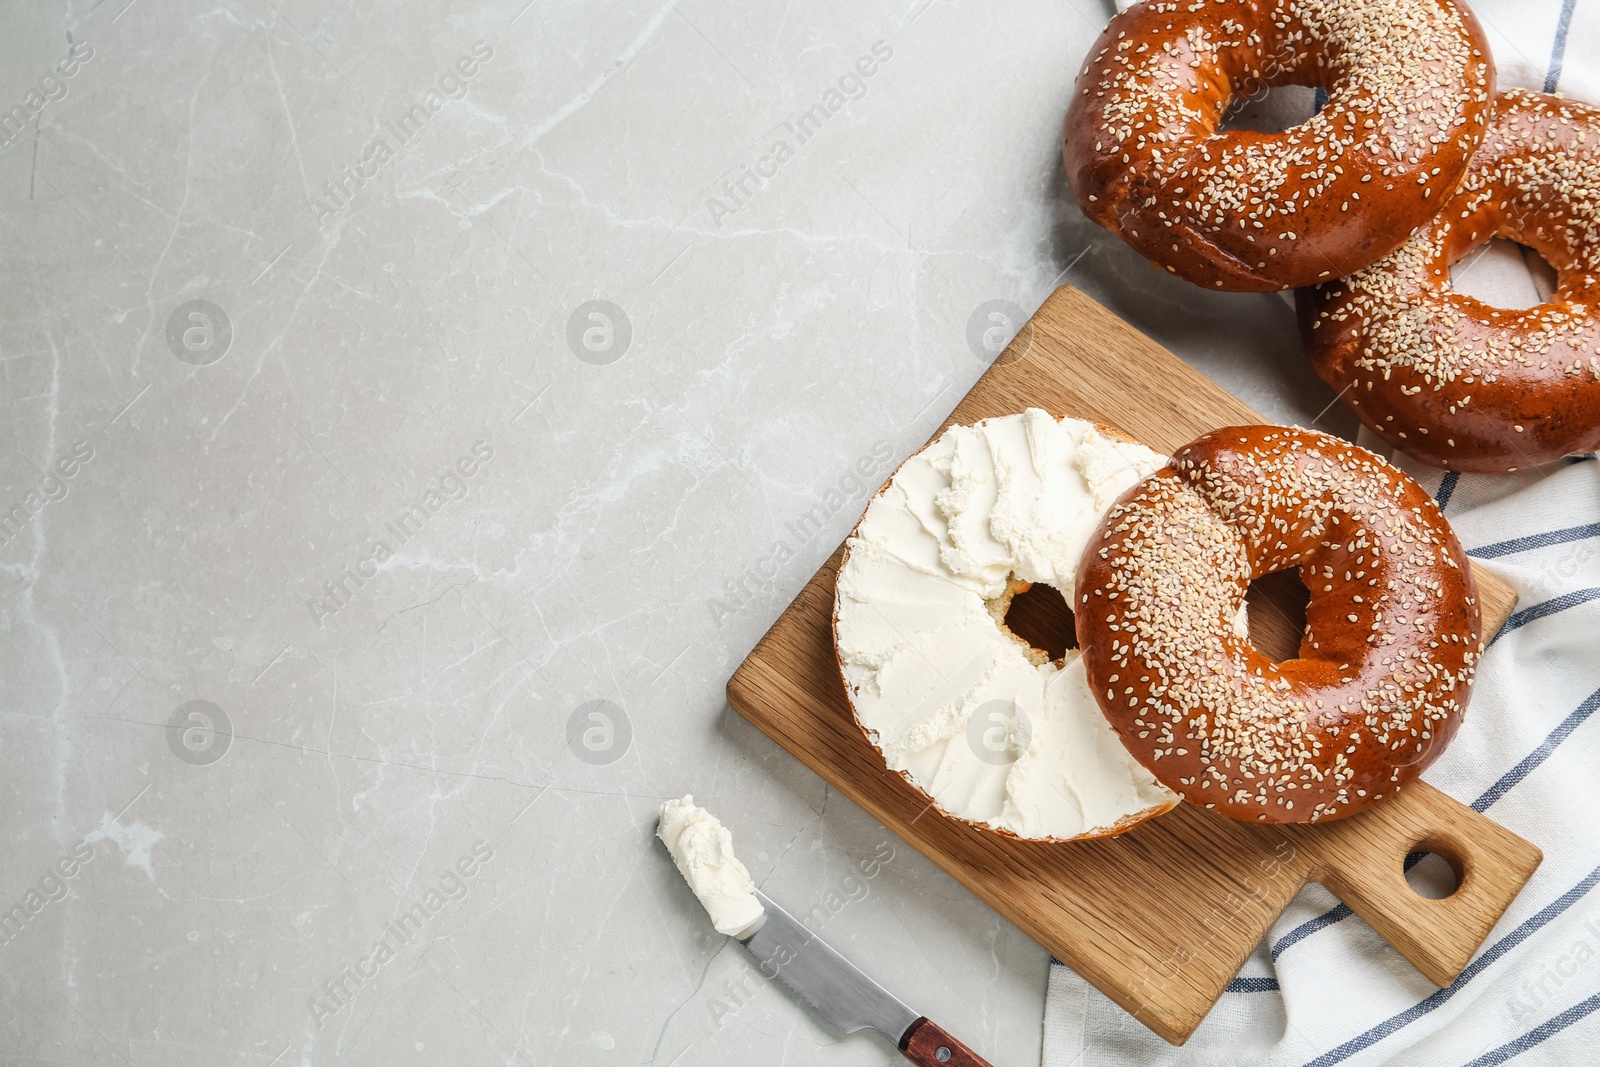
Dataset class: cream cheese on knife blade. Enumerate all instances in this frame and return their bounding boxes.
[657,796,764,937]
[655,799,994,1062]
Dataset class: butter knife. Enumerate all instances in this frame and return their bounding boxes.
[739,889,992,1066]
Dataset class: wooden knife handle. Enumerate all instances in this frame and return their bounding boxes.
[899,1017,992,1067]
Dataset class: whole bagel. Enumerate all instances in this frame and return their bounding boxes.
[1076,426,1480,823]
[1062,0,1494,291]
[1300,89,1600,471]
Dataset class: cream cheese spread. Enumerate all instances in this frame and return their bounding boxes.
[657,796,764,937]
[834,409,1180,840]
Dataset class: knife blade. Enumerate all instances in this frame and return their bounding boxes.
[739,889,993,1067]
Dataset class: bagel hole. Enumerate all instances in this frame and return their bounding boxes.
[1450,238,1559,309]
[1403,844,1464,901]
[1003,582,1078,662]
[1218,83,1321,135]
[1244,569,1311,662]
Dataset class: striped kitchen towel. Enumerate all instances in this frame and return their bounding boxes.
[1044,2,1600,1064]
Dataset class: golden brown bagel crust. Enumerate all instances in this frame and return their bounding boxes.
[1076,426,1480,823]
[1062,0,1494,291]
[1300,90,1600,471]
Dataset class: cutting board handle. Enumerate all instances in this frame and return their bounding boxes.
[1291,782,1543,986]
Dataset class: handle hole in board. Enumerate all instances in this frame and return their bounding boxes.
[1403,839,1465,900]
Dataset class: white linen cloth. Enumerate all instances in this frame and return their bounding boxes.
[1043,3,1600,1064]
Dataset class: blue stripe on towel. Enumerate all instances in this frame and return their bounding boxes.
[1272,904,1357,960]
[1469,684,1600,811]
[1436,470,1461,511]
[1227,976,1282,993]
[1471,523,1600,559]
[1490,588,1600,647]
[1459,990,1600,1066]
[1545,0,1580,92]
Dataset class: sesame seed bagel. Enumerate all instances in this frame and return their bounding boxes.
[1062,0,1494,291]
[1076,426,1480,823]
[1300,90,1600,471]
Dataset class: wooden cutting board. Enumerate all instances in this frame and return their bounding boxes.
[726,286,1542,1045]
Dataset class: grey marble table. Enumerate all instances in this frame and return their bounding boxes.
[0,2,1346,1065]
